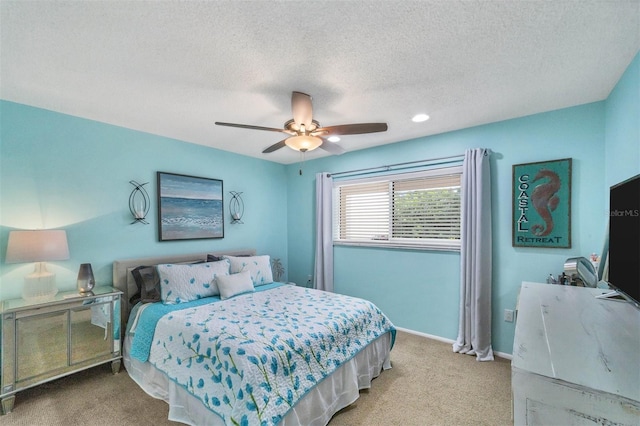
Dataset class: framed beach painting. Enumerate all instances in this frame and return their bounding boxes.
[512,158,572,248]
[157,172,224,241]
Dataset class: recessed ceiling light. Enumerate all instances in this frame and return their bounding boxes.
[412,114,430,123]
[328,136,341,143]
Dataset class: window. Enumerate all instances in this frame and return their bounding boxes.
[333,166,462,250]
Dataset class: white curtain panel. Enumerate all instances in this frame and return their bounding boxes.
[314,172,334,292]
[453,148,494,361]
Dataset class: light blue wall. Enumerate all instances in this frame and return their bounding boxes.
[605,51,640,187]
[0,101,289,300]
[286,101,608,355]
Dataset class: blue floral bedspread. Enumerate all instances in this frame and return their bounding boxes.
[137,284,395,425]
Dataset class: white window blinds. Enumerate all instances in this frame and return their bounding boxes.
[336,180,390,241]
[333,166,462,251]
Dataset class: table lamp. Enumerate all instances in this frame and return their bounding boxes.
[5,230,70,301]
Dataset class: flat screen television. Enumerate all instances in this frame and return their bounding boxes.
[607,174,640,308]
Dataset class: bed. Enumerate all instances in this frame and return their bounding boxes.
[113,249,395,426]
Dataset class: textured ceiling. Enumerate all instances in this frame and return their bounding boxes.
[1,1,639,164]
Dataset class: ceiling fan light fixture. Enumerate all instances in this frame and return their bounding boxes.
[285,135,323,152]
[327,136,341,143]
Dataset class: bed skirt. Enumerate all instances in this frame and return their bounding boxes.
[124,331,392,426]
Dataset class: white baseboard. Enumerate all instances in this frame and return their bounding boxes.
[395,326,455,344]
[394,326,513,361]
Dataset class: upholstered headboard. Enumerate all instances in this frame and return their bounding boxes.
[112,248,256,337]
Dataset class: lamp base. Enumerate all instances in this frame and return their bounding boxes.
[22,263,58,302]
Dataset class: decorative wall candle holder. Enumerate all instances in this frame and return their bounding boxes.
[129,180,150,224]
[229,191,244,224]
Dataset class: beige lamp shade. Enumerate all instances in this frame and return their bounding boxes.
[5,230,70,301]
[5,230,70,263]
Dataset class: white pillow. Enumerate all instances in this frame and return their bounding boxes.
[223,255,273,286]
[217,271,255,300]
[157,260,230,304]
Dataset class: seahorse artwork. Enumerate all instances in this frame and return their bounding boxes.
[530,169,561,236]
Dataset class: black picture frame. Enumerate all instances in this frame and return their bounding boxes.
[157,172,224,241]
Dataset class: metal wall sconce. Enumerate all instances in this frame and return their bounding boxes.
[229,191,244,224]
[129,180,150,224]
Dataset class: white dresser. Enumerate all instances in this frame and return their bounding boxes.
[512,282,640,425]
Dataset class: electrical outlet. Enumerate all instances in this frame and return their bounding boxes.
[307,275,312,284]
[504,309,515,322]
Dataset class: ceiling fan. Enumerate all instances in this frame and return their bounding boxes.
[215,91,388,155]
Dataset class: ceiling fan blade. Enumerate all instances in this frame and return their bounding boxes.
[262,139,287,154]
[319,139,346,155]
[215,122,289,133]
[314,123,388,137]
[291,91,313,128]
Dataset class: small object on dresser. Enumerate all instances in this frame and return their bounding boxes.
[271,257,284,282]
[77,263,95,295]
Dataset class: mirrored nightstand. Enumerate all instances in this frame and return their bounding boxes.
[1,286,122,415]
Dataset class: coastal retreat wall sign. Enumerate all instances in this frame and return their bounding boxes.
[512,158,572,248]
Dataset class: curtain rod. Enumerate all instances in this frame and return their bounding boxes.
[329,154,465,178]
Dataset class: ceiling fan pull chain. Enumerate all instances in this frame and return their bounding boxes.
[299,151,306,175]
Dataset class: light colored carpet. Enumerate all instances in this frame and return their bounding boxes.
[1,331,512,425]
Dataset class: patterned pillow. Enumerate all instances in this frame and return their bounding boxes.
[157,259,230,304]
[217,271,255,300]
[129,260,205,304]
[223,255,273,286]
